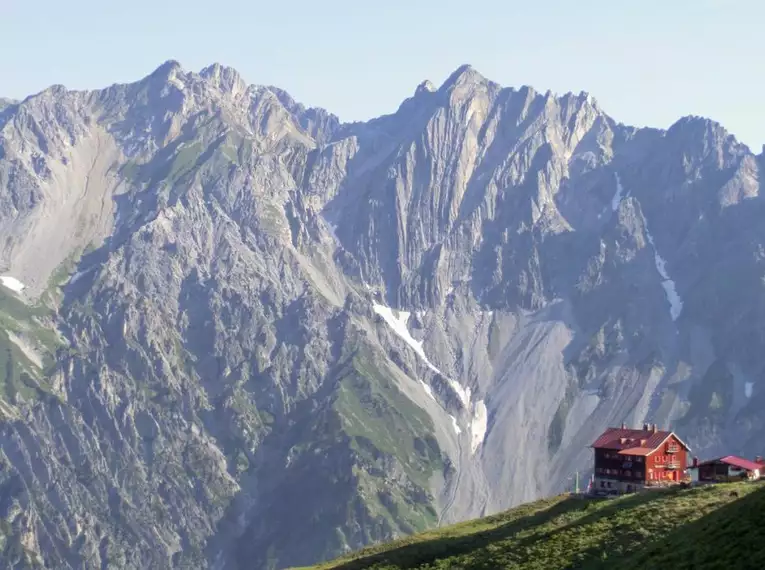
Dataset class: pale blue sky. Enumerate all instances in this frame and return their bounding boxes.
[2,0,763,149]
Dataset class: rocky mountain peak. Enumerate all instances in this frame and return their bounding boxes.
[440,64,489,91]
[415,80,437,96]
[150,59,185,81]
[199,62,248,97]
[667,115,726,138]
[664,115,748,172]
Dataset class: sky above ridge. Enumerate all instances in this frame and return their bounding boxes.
[1,0,763,149]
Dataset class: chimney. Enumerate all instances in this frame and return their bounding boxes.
[652,424,658,433]
[621,422,627,430]
[643,423,649,431]
[692,457,699,467]
[756,456,763,465]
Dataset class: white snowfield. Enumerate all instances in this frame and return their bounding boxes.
[612,173,626,211]
[626,181,683,322]
[0,276,26,293]
[372,302,487,453]
[420,380,436,401]
[372,303,442,375]
[644,226,683,321]
[470,401,488,454]
[745,382,754,399]
[448,379,472,408]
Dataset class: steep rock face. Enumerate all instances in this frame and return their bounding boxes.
[0,62,763,569]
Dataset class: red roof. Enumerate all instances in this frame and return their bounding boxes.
[591,427,689,454]
[617,447,655,457]
[696,456,764,472]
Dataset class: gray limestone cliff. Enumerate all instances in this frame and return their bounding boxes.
[0,61,763,569]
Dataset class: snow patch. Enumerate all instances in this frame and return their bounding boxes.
[659,278,683,321]
[449,415,462,435]
[470,400,488,454]
[644,226,683,321]
[0,276,26,293]
[448,379,472,409]
[420,381,436,401]
[745,382,754,399]
[373,302,475,412]
[372,303,442,375]
[612,173,625,211]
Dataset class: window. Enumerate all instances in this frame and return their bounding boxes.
[607,482,612,488]
[636,472,643,478]
[600,481,605,488]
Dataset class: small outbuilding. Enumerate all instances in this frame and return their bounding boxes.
[688,455,764,483]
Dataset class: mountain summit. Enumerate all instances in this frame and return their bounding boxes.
[0,62,763,569]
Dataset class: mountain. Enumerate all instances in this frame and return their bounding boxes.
[0,60,763,569]
[302,481,765,570]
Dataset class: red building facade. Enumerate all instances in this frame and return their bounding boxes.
[591,424,690,493]
[643,434,688,483]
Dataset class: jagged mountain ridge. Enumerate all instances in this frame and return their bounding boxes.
[0,61,763,569]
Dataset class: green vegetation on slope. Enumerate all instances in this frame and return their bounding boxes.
[334,348,443,536]
[300,482,765,570]
[0,287,63,407]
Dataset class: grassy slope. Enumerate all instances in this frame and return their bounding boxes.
[0,287,63,409]
[298,481,765,570]
[0,250,88,411]
[333,346,443,537]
